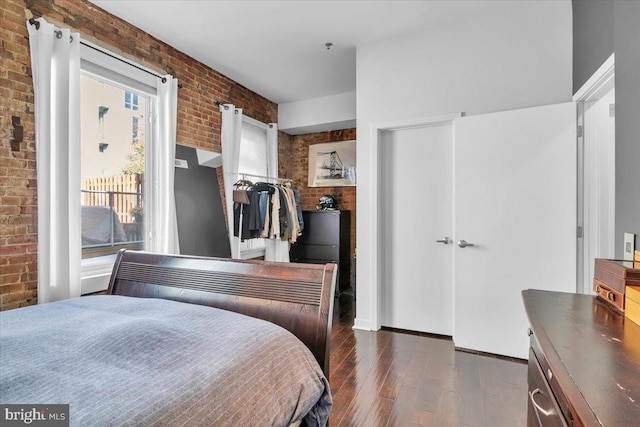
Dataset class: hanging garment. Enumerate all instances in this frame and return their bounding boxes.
[292,188,304,232]
[258,192,270,238]
[277,187,290,241]
[270,189,281,239]
[284,187,300,243]
[233,191,263,241]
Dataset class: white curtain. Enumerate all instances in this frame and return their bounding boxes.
[28,18,81,303]
[147,75,180,254]
[263,123,290,262]
[220,104,243,258]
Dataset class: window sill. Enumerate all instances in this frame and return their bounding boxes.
[81,254,117,294]
[241,248,266,260]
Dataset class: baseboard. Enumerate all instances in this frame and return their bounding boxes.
[352,318,373,331]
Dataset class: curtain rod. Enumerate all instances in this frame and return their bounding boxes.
[28,17,74,42]
[28,18,183,88]
[217,100,274,128]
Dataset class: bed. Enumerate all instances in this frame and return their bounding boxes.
[0,250,336,426]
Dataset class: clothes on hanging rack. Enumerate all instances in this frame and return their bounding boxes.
[233,180,303,243]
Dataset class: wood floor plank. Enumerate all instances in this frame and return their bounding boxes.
[482,382,528,427]
[435,390,461,427]
[385,385,421,427]
[328,294,527,427]
[359,396,394,427]
[453,351,485,426]
[401,347,430,389]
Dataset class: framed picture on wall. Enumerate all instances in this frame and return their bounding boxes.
[308,140,357,187]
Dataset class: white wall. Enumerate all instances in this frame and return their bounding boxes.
[278,91,356,135]
[354,1,573,330]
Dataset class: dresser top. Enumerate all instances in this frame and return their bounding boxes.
[522,289,640,426]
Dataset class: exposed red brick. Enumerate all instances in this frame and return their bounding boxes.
[285,129,357,259]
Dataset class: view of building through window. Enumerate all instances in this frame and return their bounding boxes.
[80,74,146,259]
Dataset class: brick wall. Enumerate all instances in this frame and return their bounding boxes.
[0,0,278,310]
[1,0,39,310]
[289,129,357,259]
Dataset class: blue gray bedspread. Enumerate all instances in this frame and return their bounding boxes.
[0,295,332,426]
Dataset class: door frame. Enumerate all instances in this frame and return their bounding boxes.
[362,113,461,331]
[573,53,615,294]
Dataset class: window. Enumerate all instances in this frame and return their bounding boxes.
[80,75,147,259]
[124,90,139,110]
[80,41,158,294]
[237,116,271,258]
[239,120,268,178]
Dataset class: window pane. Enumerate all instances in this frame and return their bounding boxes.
[80,75,146,259]
[238,122,268,178]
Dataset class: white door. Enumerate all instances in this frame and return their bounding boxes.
[379,124,454,335]
[453,102,577,359]
[581,87,615,294]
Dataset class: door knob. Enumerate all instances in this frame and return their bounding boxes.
[436,237,452,244]
[457,240,475,248]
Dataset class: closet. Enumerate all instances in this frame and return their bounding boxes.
[378,102,577,360]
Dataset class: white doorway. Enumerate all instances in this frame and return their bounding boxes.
[379,122,454,335]
[574,54,615,295]
[372,102,578,359]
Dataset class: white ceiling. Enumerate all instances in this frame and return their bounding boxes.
[89,0,496,105]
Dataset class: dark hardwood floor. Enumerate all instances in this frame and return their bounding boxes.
[328,294,528,427]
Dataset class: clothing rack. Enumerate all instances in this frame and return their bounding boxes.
[236,172,291,184]
[233,174,300,248]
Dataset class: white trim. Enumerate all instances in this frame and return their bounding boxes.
[373,113,463,132]
[573,53,615,102]
[242,114,271,130]
[241,248,266,260]
[352,318,373,331]
[80,39,159,91]
[80,255,116,294]
[236,115,276,259]
[574,54,615,294]
[359,112,462,331]
[79,42,160,294]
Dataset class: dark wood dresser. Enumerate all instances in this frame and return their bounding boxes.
[290,210,351,293]
[522,289,640,426]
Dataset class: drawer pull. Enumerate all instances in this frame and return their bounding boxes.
[529,388,553,417]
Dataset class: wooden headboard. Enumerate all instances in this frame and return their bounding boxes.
[107,250,337,377]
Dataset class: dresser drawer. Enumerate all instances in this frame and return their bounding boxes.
[296,211,341,245]
[594,278,625,311]
[290,244,339,262]
[528,348,568,427]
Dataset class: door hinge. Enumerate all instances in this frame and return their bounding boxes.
[577,226,584,238]
[577,125,584,138]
